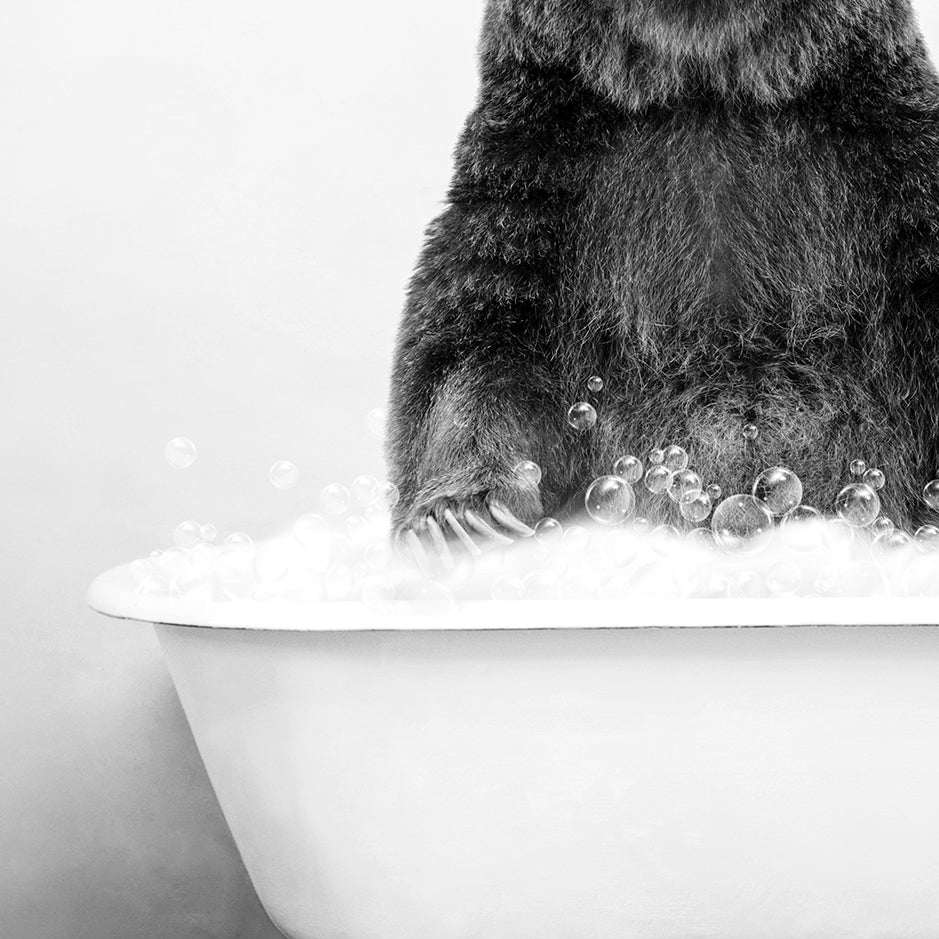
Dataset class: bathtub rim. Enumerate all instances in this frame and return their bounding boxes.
[87,563,939,631]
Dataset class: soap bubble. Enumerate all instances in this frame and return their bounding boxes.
[361,574,396,604]
[667,469,702,503]
[905,555,939,596]
[201,523,217,543]
[850,460,867,476]
[581,554,616,588]
[320,483,352,516]
[346,515,368,541]
[157,547,190,578]
[743,423,759,441]
[632,517,651,533]
[137,575,170,597]
[514,460,543,487]
[835,483,880,528]
[821,518,857,550]
[224,532,254,551]
[663,445,689,472]
[870,516,894,535]
[767,562,802,596]
[412,581,457,615]
[685,527,715,549]
[682,569,729,599]
[781,505,822,550]
[728,570,769,598]
[648,448,665,465]
[351,474,381,506]
[585,476,635,525]
[562,525,592,555]
[534,517,563,542]
[628,561,678,598]
[924,480,939,511]
[567,402,597,431]
[650,524,680,555]
[365,541,392,569]
[376,480,400,510]
[269,461,299,490]
[165,437,197,469]
[706,484,722,501]
[216,545,254,584]
[613,455,643,483]
[189,543,218,572]
[644,465,671,494]
[873,529,913,554]
[587,376,604,393]
[280,569,325,603]
[864,468,886,491]
[679,489,712,523]
[294,513,328,547]
[915,525,939,551]
[491,575,526,601]
[603,529,639,564]
[752,466,803,516]
[325,566,357,601]
[711,495,774,553]
[524,569,559,599]
[174,520,204,550]
[830,561,888,597]
[366,408,386,440]
[129,559,152,585]
[255,546,290,583]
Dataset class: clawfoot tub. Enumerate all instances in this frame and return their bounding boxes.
[89,565,939,939]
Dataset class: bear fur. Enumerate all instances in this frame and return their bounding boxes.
[386,0,939,537]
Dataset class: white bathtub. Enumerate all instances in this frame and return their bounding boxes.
[89,564,939,939]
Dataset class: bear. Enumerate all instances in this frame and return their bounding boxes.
[385,0,939,558]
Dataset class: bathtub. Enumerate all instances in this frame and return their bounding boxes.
[89,563,939,939]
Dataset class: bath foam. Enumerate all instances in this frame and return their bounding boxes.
[89,508,939,630]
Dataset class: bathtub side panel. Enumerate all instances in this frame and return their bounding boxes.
[156,624,939,939]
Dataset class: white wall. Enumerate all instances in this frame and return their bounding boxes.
[2,2,938,936]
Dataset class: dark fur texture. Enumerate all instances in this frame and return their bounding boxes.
[387,0,939,534]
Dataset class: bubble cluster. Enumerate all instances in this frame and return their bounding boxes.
[141,423,939,609]
[667,469,701,504]
[679,490,712,523]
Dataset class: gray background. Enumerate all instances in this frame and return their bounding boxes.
[2,1,938,936]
